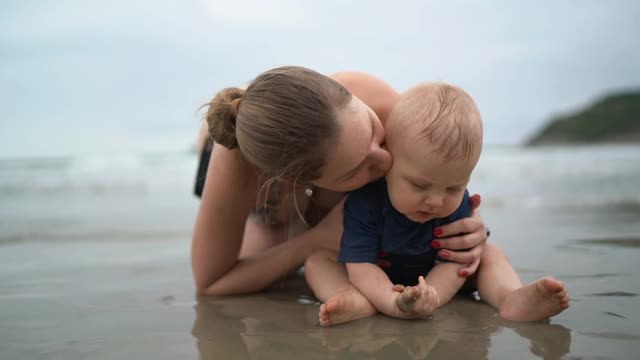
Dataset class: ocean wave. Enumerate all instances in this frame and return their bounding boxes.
[0,180,150,195]
[1,147,639,209]
[0,157,73,171]
[0,230,193,245]
[481,195,640,210]
[0,152,198,195]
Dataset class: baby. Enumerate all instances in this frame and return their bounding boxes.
[324,83,570,324]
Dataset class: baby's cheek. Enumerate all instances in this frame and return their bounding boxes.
[389,187,411,212]
[444,195,465,215]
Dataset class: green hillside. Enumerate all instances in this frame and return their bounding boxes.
[527,91,640,145]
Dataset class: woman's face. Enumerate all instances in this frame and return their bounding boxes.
[313,97,392,192]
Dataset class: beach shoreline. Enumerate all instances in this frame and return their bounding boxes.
[2,146,639,359]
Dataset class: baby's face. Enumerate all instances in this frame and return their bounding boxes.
[385,136,476,223]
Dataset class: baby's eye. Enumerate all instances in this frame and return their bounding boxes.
[447,187,463,193]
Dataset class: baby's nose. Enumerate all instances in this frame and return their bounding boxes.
[424,194,444,208]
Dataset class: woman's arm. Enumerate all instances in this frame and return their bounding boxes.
[330,71,399,124]
[192,144,346,295]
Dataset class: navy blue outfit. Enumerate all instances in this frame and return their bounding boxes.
[338,179,471,286]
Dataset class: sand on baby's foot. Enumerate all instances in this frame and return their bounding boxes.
[319,288,376,326]
[499,277,570,321]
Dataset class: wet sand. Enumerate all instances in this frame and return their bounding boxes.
[2,146,640,359]
[1,204,639,359]
[192,276,573,360]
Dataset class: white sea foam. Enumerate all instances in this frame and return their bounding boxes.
[0,152,198,195]
[1,145,639,210]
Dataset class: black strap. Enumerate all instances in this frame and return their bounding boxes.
[194,138,213,198]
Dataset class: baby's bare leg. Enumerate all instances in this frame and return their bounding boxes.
[476,243,570,321]
[304,250,377,326]
[474,243,521,306]
[423,262,467,309]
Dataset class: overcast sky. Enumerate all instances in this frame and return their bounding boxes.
[1,0,639,157]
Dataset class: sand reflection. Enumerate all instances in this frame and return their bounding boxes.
[574,237,640,248]
[191,287,572,359]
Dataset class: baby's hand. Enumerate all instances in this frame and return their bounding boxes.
[393,276,439,318]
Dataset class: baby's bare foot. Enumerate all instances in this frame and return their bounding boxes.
[319,287,376,326]
[395,276,439,318]
[499,277,570,321]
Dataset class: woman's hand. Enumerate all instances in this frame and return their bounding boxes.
[431,194,487,277]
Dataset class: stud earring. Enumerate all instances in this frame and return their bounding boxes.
[305,188,313,197]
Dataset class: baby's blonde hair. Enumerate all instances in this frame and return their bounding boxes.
[387,82,483,162]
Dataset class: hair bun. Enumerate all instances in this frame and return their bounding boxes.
[230,97,242,118]
[204,87,245,149]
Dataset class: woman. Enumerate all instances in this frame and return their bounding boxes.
[191,66,488,312]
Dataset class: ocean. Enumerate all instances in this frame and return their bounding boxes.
[1,144,639,359]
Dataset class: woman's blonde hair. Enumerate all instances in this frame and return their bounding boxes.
[203,66,352,183]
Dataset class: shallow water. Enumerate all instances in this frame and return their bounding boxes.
[1,146,639,359]
[1,204,638,359]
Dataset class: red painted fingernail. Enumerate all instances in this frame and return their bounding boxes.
[431,241,441,248]
[460,271,469,277]
[433,228,443,236]
[439,250,450,258]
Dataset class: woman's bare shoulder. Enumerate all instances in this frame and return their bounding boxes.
[330,71,400,123]
[204,144,258,209]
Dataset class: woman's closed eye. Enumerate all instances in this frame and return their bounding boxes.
[342,164,366,182]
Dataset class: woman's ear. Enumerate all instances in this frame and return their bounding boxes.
[276,176,312,195]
